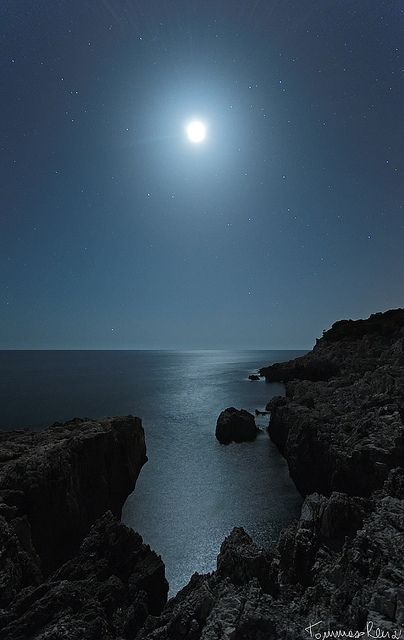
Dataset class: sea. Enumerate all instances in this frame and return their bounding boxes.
[0,349,305,595]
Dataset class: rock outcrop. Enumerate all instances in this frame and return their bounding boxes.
[1,309,403,639]
[136,309,404,639]
[0,512,167,640]
[260,357,339,382]
[0,416,147,578]
[0,416,168,639]
[266,308,404,497]
[137,471,404,639]
[261,307,404,383]
[215,407,258,444]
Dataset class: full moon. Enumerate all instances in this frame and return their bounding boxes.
[186,120,206,143]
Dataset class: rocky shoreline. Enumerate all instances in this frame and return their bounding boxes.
[0,308,403,639]
[0,417,168,639]
[135,309,404,639]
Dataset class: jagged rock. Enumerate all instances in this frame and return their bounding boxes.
[215,408,258,444]
[0,512,42,608]
[2,309,404,640]
[136,528,276,640]
[0,416,146,577]
[137,473,404,639]
[217,527,274,593]
[136,309,404,639]
[248,374,260,381]
[0,512,168,640]
[266,309,404,497]
[0,417,168,640]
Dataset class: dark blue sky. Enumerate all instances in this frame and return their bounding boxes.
[1,1,403,349]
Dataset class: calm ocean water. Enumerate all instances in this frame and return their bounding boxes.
[0,349,304,594]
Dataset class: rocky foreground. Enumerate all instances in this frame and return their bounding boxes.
[0,309,403,639]
[136,309,404,639]
[0,417,168,639]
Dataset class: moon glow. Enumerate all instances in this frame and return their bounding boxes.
[186,120,206,143]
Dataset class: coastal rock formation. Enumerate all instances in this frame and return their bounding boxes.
[215,407,258,444]
[137,475,403,639]
[261,308,404,383]
[137,308,404,638]
[0,416,147,578]
[260,357,339,382]
[136,527,277,640]
[0,416,168,639]
[248,374,260,381]
[0,512,167,640]
[1,309,403,639]
[267,308,404,497]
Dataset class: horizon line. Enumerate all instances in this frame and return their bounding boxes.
[0,346,310,352]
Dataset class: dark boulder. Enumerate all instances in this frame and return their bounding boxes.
[215,407,258,444]
[248,374,260,381]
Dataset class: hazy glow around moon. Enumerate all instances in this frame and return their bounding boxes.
[186,120,206,143]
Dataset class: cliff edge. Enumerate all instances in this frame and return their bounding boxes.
[0,416,168,639]
[1,310,403,639]
[266,307,404,496]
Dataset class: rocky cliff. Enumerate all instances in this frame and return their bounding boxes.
[136,309,404,639]
[0,416,168,639]
[1,309,403,639]
[266,308,404,497]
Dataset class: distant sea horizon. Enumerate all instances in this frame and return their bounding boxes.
[0,347,310,351]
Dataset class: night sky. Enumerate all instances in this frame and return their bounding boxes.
[1,1,403,349]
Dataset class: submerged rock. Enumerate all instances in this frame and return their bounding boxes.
[248,374,260,381]
[215,407,258,444]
